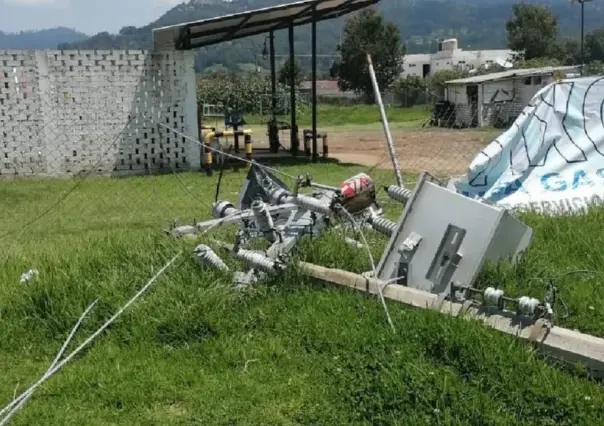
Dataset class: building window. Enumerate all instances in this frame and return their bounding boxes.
[409,64,416,67]
[524,77,532,85]
[486,60,493,64]
[533,76,542,85]
[458,60,465,64]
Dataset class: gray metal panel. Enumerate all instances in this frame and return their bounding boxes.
[483,210,533,263]
[376,174,532,294]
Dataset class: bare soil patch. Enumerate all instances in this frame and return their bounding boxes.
[327,128,492,176]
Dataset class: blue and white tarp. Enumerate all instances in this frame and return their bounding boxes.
[454,76,604,214]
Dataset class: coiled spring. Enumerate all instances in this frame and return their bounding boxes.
[369,215,396,237]
[194,244,229,271]
[251,200,276,242]
[212,200,239,219]
[234,249,283,273]
[385,185,412,204]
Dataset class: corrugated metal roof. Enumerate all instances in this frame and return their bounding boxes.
[445,66,579,85]
[153,0,379,51]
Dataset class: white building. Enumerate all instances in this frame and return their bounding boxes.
[442,66,580,128]
[402,38,514,78]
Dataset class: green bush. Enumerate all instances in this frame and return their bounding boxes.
[197,73,294,115]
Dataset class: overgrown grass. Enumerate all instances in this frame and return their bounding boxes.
[245,104,431,127]
[2,164,604,425]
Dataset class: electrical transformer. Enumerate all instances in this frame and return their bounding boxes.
[375,172,533,294]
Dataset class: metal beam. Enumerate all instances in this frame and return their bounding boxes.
[218,15,254,44]
[289,24,298,156]
[311,5,318,163]
[269,31,279,154]
[298,261,604,378]
[178,0,379,50]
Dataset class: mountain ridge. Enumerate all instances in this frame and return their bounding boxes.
[3,0,603,73]
[0,27,88,50]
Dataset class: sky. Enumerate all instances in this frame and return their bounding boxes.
[0,0,182,34]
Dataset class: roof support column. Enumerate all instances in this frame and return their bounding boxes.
[311,4,318,162]
[289,24,298,156]
[269,30,279,153]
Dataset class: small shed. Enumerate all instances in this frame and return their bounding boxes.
[444,66,580,128]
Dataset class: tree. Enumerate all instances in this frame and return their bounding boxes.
[516,57,562,69]
[277,58,303,87]
[506,4,558,60]
[393,76,427,107]
[556,38,581,65]
[585,60,604,76]
[336,8,404,101]
[429,69,467,92]
[585,29,604,63]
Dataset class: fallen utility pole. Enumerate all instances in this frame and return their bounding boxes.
[367,53,404,188]
[297,261,604,377]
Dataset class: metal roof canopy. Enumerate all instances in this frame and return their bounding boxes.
[152,0,378,51]
[445,66,580,85]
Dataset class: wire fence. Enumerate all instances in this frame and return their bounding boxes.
[0,62,511,251]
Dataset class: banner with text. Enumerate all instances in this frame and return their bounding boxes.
[454,76,604,215]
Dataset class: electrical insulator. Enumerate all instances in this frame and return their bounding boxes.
[344,237,364,249]
[517,296,541,316]
[194,244,229,271]
[368,215,396,237]
[212,200,239,219]
[385,185,412,204]
[293,194,332,215]
[483,287,504,308]
[251,200,276,242]
[269,187,293,205]
[234,249,283,273]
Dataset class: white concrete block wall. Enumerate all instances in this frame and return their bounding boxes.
[0,49,199,178]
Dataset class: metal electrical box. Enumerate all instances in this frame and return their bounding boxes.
[375,172,533,294]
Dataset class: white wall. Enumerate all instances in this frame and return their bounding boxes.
[402,45,515,78]
[0,49,199,178]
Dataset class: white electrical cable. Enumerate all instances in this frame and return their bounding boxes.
[0,299,98,422]
[337,207,396,333]
[0,253,181,426]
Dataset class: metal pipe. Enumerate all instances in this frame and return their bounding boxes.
[581,0,585,76]
[270,31,277,121]
[288,24,299,156]
[366,54,404,187]
[311,6,318,163]
[204,129,252,144]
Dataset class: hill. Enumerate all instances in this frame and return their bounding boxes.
[56,0,604,72]
[0,27,89,50]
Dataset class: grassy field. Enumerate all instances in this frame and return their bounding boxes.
[244,104,431,127]
[2,163,604,425]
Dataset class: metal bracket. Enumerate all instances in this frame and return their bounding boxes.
[426,224,466,294]
[395,232,422,286]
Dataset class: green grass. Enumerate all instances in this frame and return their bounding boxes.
[245,104,431,127]
[2,164,604,425]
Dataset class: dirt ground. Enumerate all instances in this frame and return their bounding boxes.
[325,128,495,176]
[243,124,497,177]
[249,127,495,176]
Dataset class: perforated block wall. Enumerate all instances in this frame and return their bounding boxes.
[0,49,199,177]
